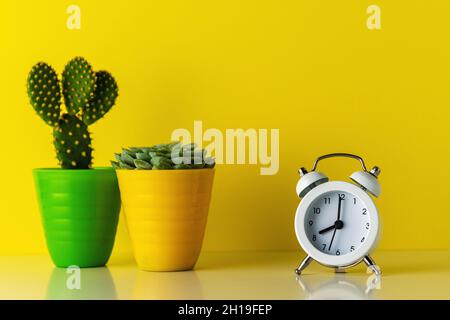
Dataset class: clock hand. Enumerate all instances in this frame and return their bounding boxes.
[328,228,337,251]
[329,197,344,251]
[337,195,343,221]
[319,225,335,235]
[319,220,344,235]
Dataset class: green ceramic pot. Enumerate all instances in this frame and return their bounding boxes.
[33,167,120,268]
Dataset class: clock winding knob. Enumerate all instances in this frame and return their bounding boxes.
[298,167,308,177]
[369,166,381,178]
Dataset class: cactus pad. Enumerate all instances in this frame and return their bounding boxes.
[53,114,92,169]
[62,57,96,115]
[26,62,61,127]
[83,71,118,125]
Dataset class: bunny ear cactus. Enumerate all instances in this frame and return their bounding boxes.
[27,62,61,127]
[26,57,118,169]
[62,57,96,115]
[83,71,118,125]
[53,114,93,168]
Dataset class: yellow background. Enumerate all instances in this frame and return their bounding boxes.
[1,1,449,257]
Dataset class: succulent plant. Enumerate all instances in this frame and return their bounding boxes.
[112,142,216,170]
[27,57,118,169]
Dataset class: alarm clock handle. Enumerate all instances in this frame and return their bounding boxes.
[311,153,368,172]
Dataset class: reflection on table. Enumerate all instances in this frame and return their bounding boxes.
[296,273,381,300]
[1,251,450,299]
[46,267,117,300]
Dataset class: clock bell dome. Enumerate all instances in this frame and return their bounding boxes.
[296,167,329,198]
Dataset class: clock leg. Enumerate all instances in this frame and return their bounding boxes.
[363,255,381,276]
[295,255,313,275]
[335,267,346,273]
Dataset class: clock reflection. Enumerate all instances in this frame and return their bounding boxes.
[296,273,381,300]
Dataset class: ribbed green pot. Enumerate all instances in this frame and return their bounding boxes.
[33,167,121,268]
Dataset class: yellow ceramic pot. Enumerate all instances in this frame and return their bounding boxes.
[116,169,215,271]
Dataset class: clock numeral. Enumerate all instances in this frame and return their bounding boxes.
[365,222,370,230]
[362,208,367,215]
[308,220,313,226]
[336,249,341,256]
[312,235,317,241]
[350,245,355,252]
[338,193,345,200]
[322,244,327,250]
[361,237,365,243]
[313,207,321,214]
[324,197,331,204]
[353,198,357,205]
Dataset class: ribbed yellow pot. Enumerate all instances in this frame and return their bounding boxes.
[116,169,215,271]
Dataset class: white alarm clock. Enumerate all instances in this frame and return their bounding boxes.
[294,153,382,275]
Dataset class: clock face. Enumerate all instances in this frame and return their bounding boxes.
[304,190,371,257]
